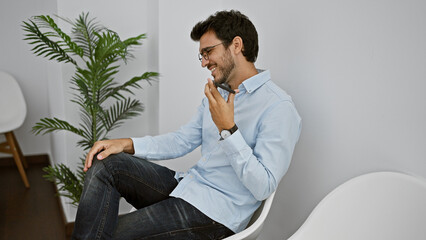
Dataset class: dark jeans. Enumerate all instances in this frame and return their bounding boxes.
[71,153,233,240]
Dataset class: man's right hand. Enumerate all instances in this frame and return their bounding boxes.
[84,138,135,172]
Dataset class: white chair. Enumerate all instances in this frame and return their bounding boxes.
[224,191,276,240]
[0,71,30,188]
[129,191,276,240]
[287,172,426,240]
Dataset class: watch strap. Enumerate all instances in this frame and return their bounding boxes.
[228,124,238,135]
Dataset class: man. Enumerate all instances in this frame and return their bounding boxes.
[72,10,301,240]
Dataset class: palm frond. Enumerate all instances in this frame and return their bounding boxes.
[22,20,77,64]
[85,59,120,94]
[70,12,104,58]
[93,31,127,64]
[105,72,159,101]
[32,117,85,138]
[119,33,147,60]
[76,139,94,151]
[100,98,144,134]
[122,34,147,46]
[43,163,84,206]
[93,31,147,67]
[71,72,91,101]
[32,15,84,57]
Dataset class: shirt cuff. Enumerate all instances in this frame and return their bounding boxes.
[218,130,249,157]
[130,136,152,158]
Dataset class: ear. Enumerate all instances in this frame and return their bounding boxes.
[231,36,243,55]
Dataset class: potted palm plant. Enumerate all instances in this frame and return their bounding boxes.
[22,12,158,206]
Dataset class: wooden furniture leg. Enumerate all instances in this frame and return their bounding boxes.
[11,131,28,168]
[4,131,30,188]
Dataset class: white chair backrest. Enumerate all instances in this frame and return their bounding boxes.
[224,191,276,240]
[288,172,426,240]
[0,71,27,133]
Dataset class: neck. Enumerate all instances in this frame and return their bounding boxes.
[228,62,258,90]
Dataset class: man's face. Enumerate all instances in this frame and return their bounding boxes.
[199,31,236,84]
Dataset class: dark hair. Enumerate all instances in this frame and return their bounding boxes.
[191,10,258,63]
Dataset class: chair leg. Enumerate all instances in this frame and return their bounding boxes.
[5,131,30,188]
[11,131,28,168]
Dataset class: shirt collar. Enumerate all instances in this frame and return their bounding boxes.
[240,69,270,94]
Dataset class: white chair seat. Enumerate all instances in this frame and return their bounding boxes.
[288,172,426,240]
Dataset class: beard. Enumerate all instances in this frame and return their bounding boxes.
[212,49,235,84]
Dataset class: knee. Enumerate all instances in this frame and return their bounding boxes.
[87,153,127,175]
[85,156,107,180]
[101,152,128,168]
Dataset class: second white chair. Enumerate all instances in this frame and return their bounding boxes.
[288,172,426,240]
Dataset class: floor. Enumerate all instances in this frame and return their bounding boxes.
[0,156,67,240]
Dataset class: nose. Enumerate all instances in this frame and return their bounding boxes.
[201,58,209,68]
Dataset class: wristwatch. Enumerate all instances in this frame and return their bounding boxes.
[220,124,238,140]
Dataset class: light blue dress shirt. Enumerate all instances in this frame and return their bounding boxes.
[132,69,301,233]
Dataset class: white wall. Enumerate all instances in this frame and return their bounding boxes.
[259,1,426,238]
[158,0,426,239]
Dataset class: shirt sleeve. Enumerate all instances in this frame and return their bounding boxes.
[131,102,205,160]
[219,100,301,200]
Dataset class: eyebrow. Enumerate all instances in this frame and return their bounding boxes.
[200,46,214,54]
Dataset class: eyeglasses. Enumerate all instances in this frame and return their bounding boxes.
[198,42,226,62]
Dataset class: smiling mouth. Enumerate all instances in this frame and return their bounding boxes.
[209,66,217,76]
